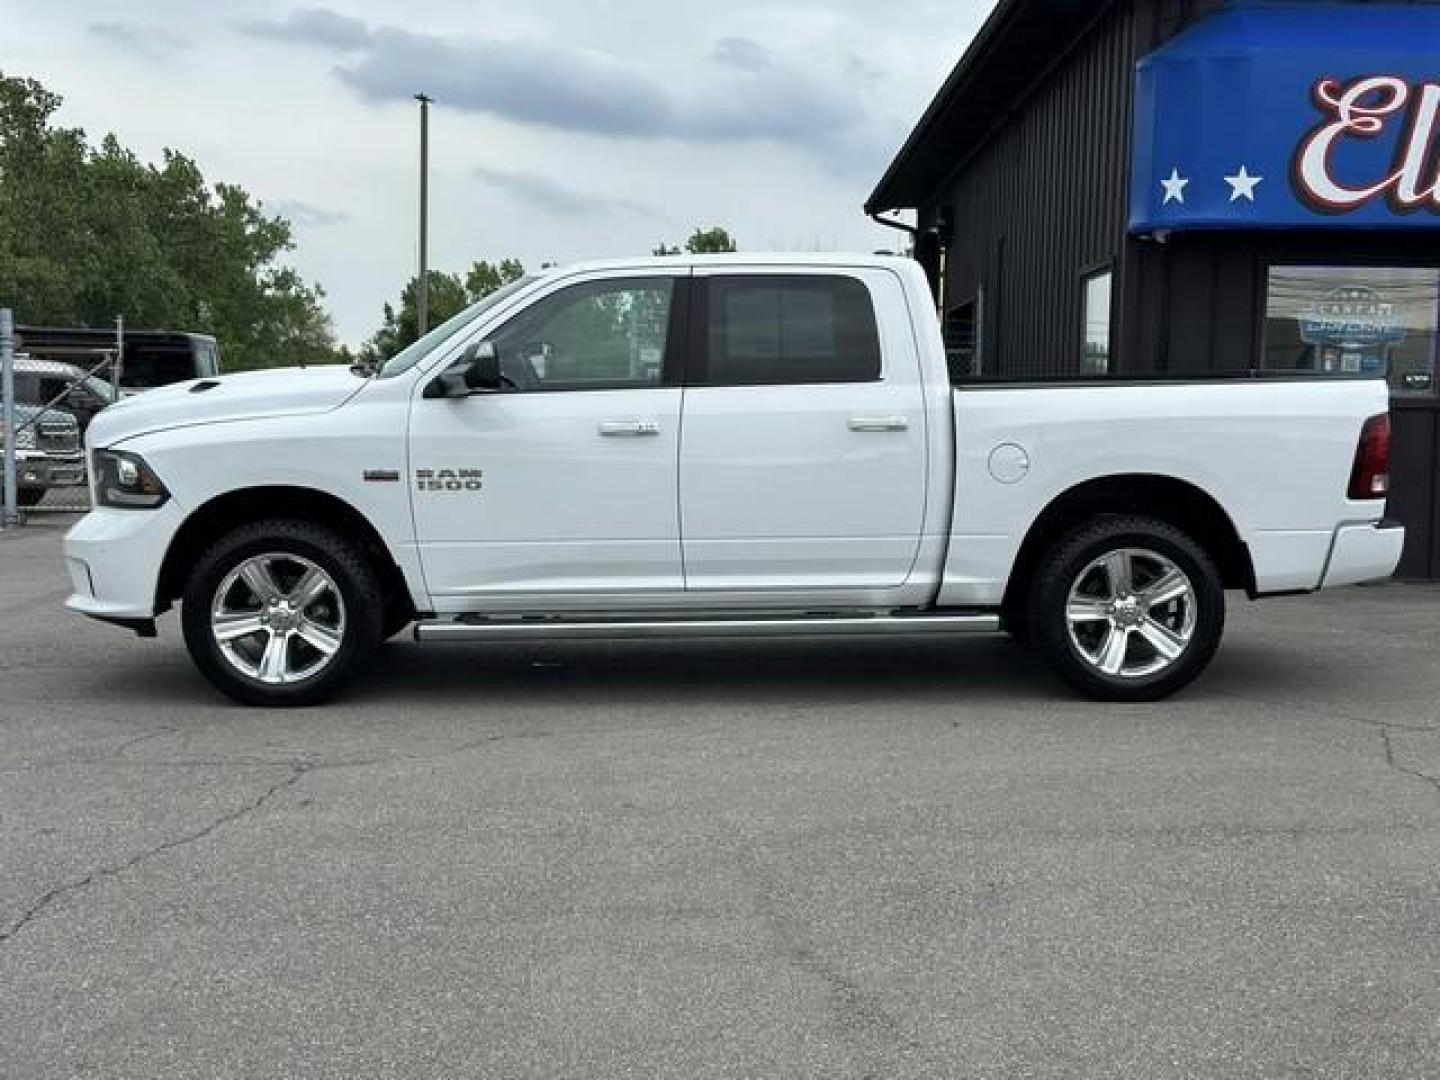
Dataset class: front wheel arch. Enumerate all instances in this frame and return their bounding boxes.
[156,486,415,623]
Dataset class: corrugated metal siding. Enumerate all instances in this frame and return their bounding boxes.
[926,5,1136,378]
[920,0,1440,576]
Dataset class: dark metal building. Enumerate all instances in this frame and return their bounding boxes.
[868,0,1440,578]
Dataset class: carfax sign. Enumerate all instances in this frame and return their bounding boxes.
[1130,4,1440,233]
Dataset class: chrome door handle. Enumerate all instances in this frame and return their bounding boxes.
[598,420,661,437]
[848,416,909,432]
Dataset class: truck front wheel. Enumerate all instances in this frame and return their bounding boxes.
[1028,516,1225,702]
[181,519,384,707]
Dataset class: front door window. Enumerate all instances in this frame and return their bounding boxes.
[488,278,674,391]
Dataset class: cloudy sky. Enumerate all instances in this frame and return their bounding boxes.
[8,1,993,346]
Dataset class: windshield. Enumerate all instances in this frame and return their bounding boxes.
[376,276,538,379]
[123,347,202,389]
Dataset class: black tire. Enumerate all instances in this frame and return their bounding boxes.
[380,604,414,642]
[17,488,44,507]
[1000,597,1030,644]
[1028,516,1224,702]
[181,519,384,707]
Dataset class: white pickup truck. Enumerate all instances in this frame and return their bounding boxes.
[64,254,1402,706]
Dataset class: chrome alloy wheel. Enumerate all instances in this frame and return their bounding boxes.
[210,553,347,685]
[1064,547,1197,680]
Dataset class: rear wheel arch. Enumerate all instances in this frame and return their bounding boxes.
[1002,474,1254,626]
[156,486,415,622]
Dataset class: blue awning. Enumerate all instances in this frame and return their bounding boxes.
[1130,2,1440,234]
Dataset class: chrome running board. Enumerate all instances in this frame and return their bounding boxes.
[414,612,1001,643]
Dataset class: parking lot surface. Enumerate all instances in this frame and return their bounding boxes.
[2,517,1439,1079]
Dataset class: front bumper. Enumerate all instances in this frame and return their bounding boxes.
[1320,519,1405,589]
[64,501,187,622]
[16,451,85,491]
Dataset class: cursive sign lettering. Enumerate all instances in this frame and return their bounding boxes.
[1293,75,1440,214]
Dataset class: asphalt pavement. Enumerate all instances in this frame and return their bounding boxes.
[2,515,1439,1079]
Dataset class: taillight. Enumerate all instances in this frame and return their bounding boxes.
[1348,413,1392,501]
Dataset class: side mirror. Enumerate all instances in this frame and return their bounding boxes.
[462,341,502,391]
[424,341,502,399]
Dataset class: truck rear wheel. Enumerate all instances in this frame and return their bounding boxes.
[1028,516,1224,702]
[181,519,384,707]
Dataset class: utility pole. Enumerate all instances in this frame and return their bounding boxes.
[1,309,17,527]
[415,93,433,337]
[113,314,124,399]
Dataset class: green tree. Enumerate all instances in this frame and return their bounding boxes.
[685,226,737,254]
[653,226,738,256]
[363,258,526,361]
[465,258,525,301]
[0,72,339,370]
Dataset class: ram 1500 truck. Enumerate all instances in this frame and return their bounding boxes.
[63,255,1403,706]
[4,401,84,508]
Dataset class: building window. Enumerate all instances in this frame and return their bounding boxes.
[944,298,979,383]
[1082,269,1112,376]
[1264,266,1438,395]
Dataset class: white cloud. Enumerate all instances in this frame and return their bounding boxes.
[87,21,189,60]
[236,8,371,51]
[8,0,993,346]
[267,199,351,229]
[472,167,657,220]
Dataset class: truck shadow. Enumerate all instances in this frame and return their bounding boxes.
[76,632,1332,713]
[340,634,1297,710]
[352,635,1065,710]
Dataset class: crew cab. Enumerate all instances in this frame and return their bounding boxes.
[63,255,1403,706]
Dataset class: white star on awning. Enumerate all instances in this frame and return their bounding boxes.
[1161,167,1189,205]
[1226,165,1263,202]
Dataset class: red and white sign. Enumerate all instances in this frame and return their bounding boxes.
[1294,76,1440,213]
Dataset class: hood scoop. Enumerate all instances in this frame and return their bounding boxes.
[189,380,221,393]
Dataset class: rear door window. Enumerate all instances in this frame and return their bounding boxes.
[695,275,882,386]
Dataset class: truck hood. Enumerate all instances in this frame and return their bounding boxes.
[87,366,368,448]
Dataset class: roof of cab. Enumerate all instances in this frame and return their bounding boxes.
[537,252,912,278]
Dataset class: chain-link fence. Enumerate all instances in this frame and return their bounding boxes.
[2,308,124,522]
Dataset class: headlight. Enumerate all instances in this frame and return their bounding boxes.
[94,449,169,509]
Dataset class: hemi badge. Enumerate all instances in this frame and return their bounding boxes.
[363,469,401,482]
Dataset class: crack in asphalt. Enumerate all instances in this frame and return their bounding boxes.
[0,728,559,775]
[1212,689,1440,805]
[737,854,926,1071]
[1378,723,1440,801]
[0,762,310,947]
[110,725,180,755]
[1345,714,1438,735]
[0,728,561,943]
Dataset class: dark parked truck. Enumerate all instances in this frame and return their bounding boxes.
[15,326,220,394]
